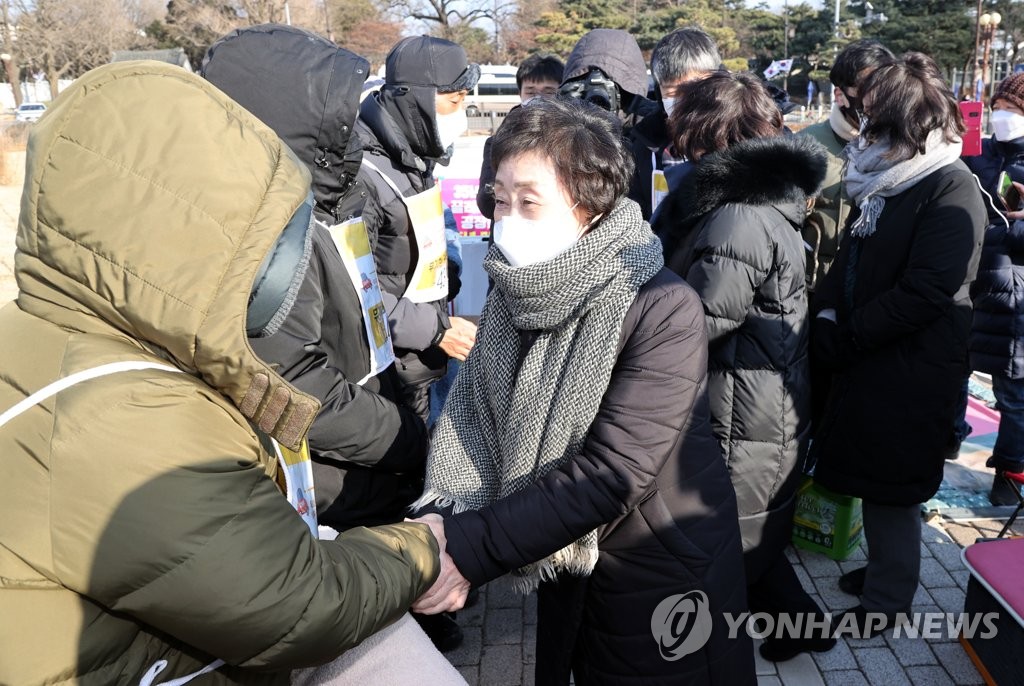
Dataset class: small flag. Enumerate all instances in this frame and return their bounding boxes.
[763,59,794,79]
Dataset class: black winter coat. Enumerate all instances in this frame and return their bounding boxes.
[964,137,1024,378]
[811,160,986,505]
[201,25,428,528]
[338,86,453,408]
[443,269,753,685]
[626,107,672,220]
[658,136,826,579]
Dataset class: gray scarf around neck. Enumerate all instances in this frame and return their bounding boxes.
[844,130,962,237]
[414,198,663,591]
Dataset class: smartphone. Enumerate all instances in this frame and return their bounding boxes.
[999,171,1022,211]
[959,101,983,156]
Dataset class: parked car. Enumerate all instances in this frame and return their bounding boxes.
[15,102,46,122]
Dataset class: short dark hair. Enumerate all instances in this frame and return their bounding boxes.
[859,52,964,161]
[490,97,634,220]
[651,27,721,84]
[516,54,564,91]
[830,39,895,90]
[670,71,783,160]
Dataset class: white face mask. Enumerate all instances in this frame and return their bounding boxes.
[662,96,679,118]
[435,108,468,150]
[493,203,582,267]
[992,109,1024,142]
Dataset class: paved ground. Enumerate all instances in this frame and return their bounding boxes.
[0,153,1018,686]
[450,469,1019,686]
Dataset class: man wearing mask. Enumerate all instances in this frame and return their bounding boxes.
[339,36,480,425]
[338,34,480,652]
[628,26,722,220]
[798,40,895,291]
[962,73,1024,504]
[559,29,657,141]
[476,53,564,221]
[201,25,431,533]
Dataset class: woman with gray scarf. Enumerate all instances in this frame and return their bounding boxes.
[810,53,986,638]
[410,97,754,685]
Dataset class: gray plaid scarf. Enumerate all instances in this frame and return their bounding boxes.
[414,198,663,591]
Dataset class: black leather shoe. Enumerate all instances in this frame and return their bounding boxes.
[990,476,1023,507]
[838,566,866,596]
[413,611,464,653]
[759,635,836,662]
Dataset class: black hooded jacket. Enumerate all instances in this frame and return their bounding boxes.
[202,24,428,529]
[336,57,458,403]
[561,29,658,138]
[627,108,672,220]
[963,136,1024,379]
[657,135,828,579]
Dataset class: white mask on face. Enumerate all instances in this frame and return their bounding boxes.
[493,203,582,267]
[992,109,1024,142]
[435,108,468,150]
[662,96,679,118]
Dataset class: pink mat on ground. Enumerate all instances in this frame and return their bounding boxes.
[967,396,1001,436]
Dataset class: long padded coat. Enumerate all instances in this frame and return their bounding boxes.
[811,160,986,505]
[657,135,827,579]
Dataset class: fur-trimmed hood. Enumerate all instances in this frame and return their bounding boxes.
[653,134,828,264]
[688,134,828,221]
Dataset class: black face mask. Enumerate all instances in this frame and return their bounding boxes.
[559,68,620,113]
[840,90,863,124]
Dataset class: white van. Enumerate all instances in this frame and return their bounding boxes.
[464,64,519,117]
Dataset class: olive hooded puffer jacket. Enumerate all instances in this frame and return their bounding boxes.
[0,62,438,685]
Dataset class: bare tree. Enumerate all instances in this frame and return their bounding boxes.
[388,0,513,44]
[16,0,138,98]
[237,0,285,24]
[0,0,21,106]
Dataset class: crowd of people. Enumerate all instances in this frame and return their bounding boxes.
[0,17,1016,686]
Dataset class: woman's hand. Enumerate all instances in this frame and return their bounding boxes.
[438,316,477,361]
[407,514,472,614]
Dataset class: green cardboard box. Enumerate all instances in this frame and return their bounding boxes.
[792,477,864,560]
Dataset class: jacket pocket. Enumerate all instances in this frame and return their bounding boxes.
[637,491,713,579]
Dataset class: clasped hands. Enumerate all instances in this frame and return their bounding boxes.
[407,513,471,614]
[438,316,477,362]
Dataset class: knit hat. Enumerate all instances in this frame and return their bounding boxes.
[385,36,480,93]
[994,73,1024,112]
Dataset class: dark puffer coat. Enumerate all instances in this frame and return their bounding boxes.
[202,25,428,528]
[337,73,454,416]
[811,160,986,505]
[657,135,826,577]
[964,137,1024,378]
[443,269,753,685]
